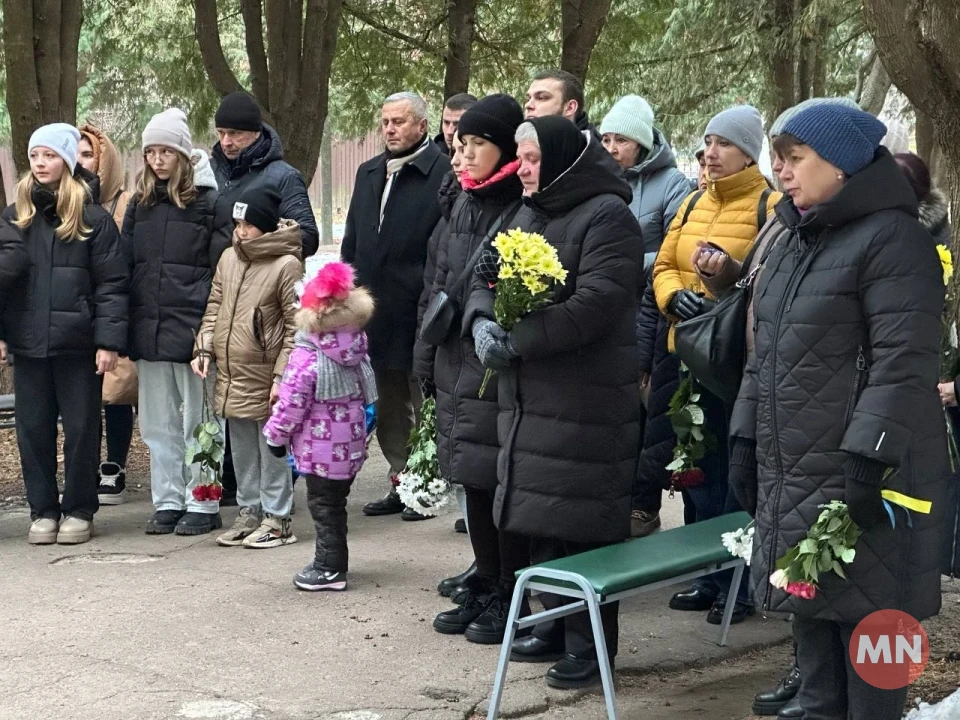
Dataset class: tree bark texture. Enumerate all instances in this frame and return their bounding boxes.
[320,131,333,246]
[193,0,344,181]
[560,0,613,83]
[443,0,477,98]
[857,52,891,116]
[768,0,797,122]
[3,0,83,174]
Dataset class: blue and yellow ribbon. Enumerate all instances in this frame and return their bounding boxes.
[881,489,932,529]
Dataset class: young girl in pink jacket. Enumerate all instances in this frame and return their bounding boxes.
[263,262,377,591]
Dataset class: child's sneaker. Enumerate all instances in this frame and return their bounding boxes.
[242,515,297,549]
[97,462,126,505]
[216,507,261,547]
[293,564,347,591]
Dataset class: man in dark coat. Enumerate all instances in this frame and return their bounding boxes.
[524,69,602,142]
[466,116,641,689]
[211,92,319,259]
[433,92,477,155]
[341,91,451,518]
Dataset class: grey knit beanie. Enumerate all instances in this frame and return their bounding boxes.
[770,97,859,138]
[599,95,655,151]
[142,108,193,158]
[705,105,764,163]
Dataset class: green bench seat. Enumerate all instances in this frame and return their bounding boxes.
[517,510,753,597]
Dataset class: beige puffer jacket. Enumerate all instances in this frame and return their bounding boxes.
[79,124,132,228]
[197,220,303,420]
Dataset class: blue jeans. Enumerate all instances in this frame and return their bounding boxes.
[690,388,751,605]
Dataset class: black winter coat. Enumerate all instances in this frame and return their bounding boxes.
[1,171,128,357]
[0,217,29,294]
[342,141,451,370]
[430,172,522,491]
[212,124,319,259]
[465,137,641,543]
[731,149,948,623]
[122,185,228,363]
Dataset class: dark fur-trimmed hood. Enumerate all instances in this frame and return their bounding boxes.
[919,188,950,242]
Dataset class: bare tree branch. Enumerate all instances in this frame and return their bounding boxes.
[194,0,246,99]
[342,1,444,58]
[240,0,270,109]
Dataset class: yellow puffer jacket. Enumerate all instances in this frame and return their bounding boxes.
[653,164,781,350]
[197,220,303,420]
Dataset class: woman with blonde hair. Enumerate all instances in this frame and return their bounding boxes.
[122,108,229,537]
[2,123,128,545]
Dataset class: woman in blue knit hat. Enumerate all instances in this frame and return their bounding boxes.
[729,103,949,720]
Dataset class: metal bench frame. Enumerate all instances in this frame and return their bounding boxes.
[487,556,746,720]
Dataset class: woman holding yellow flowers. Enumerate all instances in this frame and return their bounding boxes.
[465,115,641,690]
[418,95,530,646]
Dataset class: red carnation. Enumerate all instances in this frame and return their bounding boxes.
[192,484,209,502]
[671,468,706,489]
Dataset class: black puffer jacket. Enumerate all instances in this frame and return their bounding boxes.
[0,217,29,293]
[122,181,228,363]
[465,137,641,543]
[431,171,522,491]
[212,124,318,258]
[731,149,948,622]
[0,169,128,357]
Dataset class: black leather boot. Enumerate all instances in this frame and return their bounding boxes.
[464,585,530,645]
[668,587,717,611]
[437,561,477,597]
[777,697,803,719]
[510,635,565,663]
[545,653,612,689]
[752,664,801,716]
[432,576,492,634]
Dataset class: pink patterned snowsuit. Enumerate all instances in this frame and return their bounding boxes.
[263,328,370,480]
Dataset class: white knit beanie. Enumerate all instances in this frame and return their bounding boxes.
[29,123,81,174]
[599,95,656,151]
[142,108,193,158]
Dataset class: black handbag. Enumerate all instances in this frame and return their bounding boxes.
[419,204,517,347]
[674,222,780,404]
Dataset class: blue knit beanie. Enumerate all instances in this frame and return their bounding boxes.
[29,123,81,174]
[769,96,859,138]
[781,104,887,176]
[599,95,655,151]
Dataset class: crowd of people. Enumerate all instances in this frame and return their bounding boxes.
[0,68,955,720]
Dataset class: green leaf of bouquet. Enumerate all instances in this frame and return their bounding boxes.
[840,547,856,563]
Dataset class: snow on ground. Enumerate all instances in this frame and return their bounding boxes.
[904,688,960,719]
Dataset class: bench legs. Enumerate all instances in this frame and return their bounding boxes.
[586,586,619,720]
[717,561,745,647]
[487,577,526,720]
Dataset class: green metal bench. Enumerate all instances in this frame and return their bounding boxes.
[487,511,753,720]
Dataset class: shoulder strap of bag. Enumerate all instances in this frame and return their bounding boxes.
[108,195,120,217]
[449,199,522,298]
[737,218,783,290]
[681,190,704,227]
[757,188,772,232]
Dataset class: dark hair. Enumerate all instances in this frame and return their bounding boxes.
[532,69,585,112]
[444,93,478,111]
[894,152,932,203]
[771,133,803,159]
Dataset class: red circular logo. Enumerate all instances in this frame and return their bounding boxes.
[850,610,930,689]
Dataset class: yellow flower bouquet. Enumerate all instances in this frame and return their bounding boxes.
[478,229,568,396]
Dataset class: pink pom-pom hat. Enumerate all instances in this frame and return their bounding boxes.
[300,261,355,311]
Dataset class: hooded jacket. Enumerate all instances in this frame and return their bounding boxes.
[653,164,781,350]
[464,134,641,543]
[919,187,950,246]
[623,129,694,271]
[198,220,303,420]
[212,124,319,259]
[122,164,227,363]
[263,287,375,479]
[730,149,948,623]
[79,124,132,228]
[1,167,128,357]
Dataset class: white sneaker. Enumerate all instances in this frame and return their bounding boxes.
[242,515,297,549]
[28,518,59,545]
[57,516,92,544]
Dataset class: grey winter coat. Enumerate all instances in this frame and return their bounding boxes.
[623,130,693,272]
[730,149,948,623]
[465,136,641,543]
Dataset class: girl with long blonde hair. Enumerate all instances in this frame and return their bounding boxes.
[1,123,129,546]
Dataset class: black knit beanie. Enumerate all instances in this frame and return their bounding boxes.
[215,92,263,132]
[457,93,524,159]
[233,181,282,234]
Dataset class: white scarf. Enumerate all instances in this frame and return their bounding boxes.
[380,137,430,228]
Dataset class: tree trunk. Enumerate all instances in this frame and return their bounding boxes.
[193,0,344,181]
[769,0,796,122]
[0,164,7,209]
[560,0,613,83]
[857,52,891,116]
[809,16,830,98]
[443,0,477,98]
[320,131,333,247]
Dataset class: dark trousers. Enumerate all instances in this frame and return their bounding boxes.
[464,486,530,588]
[15,354,102,521]
[794,616,908,720]
[221,424,237,496]
[102,404,134,467]
[690,388,750,604]
[529,537,620,659]
[306,475,354,573]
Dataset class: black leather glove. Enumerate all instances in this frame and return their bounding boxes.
[472,319,518,370]
[267,444,287,459]
[669,289,707,321]
[729,438,758,517]
[417,376,436,400]
[844,454,888,531]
